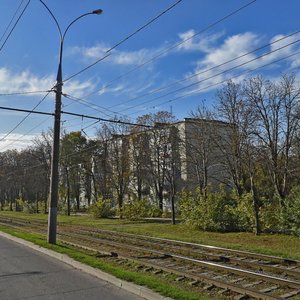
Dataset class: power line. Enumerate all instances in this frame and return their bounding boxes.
[63,0,184,83]
[0,92,51,143]
[107,29,300,110]
[84,0,257,98]
[0,0,31,53]
[0,90,51,97]
[63,53,111,83]
[0,116,53,152]
[0,0,25,44]
[0,92,82,152]
[129,49,300,115]
[0,104,53,117]
[63,94,122,118]
[120,37,300,114]
[61,110,153,128]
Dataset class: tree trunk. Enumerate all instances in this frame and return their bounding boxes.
[250,175,261,235]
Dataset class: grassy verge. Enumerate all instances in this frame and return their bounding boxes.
[1,211,300,260]
[0,224,208,300]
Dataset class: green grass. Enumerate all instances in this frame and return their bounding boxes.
[1,210,300,260]
[0,224,207,300]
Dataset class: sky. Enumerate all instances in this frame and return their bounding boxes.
[0,0,300,151]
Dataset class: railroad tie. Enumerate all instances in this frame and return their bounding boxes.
[229,277,244,283]
[280,289,300,299]
[242,280,263,288]
[233,294,249,300]
[259,285,278,293]
[203,284,214,291]
[188,280,199,286]
[175,276,185,282]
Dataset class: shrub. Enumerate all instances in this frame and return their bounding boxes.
[89,197,114,218]
[235,192,257,232]
[179,188,240,232]
[122,198,149,220]
[282,186,300,236]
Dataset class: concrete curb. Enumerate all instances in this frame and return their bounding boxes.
[0,231,173,300]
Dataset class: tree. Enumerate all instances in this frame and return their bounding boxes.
[60,131,89,213]
[244,74,300,207]
[216,81,249,196]
[188,104,219,198]
[96,121,131,217]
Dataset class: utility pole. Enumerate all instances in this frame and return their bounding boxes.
[47,44,63,244]
[38,0,103,244]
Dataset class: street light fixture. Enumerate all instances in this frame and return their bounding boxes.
[38,1,102,244]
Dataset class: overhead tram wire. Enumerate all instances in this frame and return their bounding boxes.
[0,116,53,152]
[106,29,300,110]
[4,125,156,177]
[118,37,300,114]
[62,0,184,83]
[128,49,300,116]
[0,91,52,143]
[82,0,257,99]
[0,0,25,44]
[61,110,153,128]
[59,29,300,117]
[0,90,52,97]
[0,89,97,152]
[0,0,31,53]
[62,93,123,118]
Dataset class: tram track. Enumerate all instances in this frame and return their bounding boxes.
[1,215,300,299]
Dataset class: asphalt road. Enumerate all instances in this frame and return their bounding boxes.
[0,235,143,300]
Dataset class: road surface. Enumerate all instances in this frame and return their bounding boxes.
[0,235,143,299]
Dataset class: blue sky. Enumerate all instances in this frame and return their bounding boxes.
[0,0,300,150]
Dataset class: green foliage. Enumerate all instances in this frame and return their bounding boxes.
[235,193,256,232]
[89,197,114,219]
[282,186,300,236]
[22,201,37,214]
[179,188,240,232]
[259,198,283,233]
[122,198,150,220]
[148,206,163,218]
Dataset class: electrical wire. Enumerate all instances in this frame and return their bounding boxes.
[61,110,153,128]
[63,94,122,118]
[107,29,300,110]
[128,49,300,116]
[0,91,51,143]
[83,0,257,98]
[63,0,184,83]
[0,116,53,152]
[0,90,51,97]
[0,0,25,44]
[0,0,31,53]
[119,37,300,114]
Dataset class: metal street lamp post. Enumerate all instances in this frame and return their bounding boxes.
[38,1,102,244]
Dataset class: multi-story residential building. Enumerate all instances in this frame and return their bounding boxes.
[91,117,232,209]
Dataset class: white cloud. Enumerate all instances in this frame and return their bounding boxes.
[177,29,224,52]
[182,31,300,95]
[0,68,96,98]
[0,68,53,94]
[0,133,37,152]
[71,43,163,66]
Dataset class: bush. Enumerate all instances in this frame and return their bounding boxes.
[235,192,257,232]
[179,188,240,232]
[282,186,300,236]
[122,198,149,220]
[260,202,282,233]
[23,201,37,214]
[89,197,114,218]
